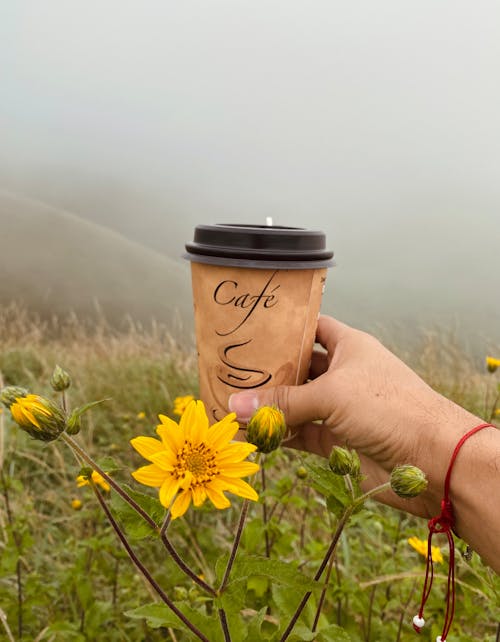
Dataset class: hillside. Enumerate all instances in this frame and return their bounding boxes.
[0,189,192,328]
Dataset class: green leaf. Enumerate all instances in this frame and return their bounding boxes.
[222,554,318,592]
[243,607,267,641]
[125,602,221,640]
[66,399,111,433]
[110,484,164,539]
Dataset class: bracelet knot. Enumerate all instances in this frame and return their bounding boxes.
[428,499,454,533]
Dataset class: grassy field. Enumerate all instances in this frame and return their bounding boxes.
[0,304,498,641]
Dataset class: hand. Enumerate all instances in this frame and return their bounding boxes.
[229,316,479,520]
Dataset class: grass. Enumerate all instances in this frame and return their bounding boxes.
[0,303,498,641]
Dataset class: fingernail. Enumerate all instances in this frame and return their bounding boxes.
[228,391,259,421]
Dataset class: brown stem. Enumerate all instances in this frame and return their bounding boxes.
[218,608,232,642]
[260,466,271,557]
[279,508,352,642]
[160,513,216,596]
[311,549,336,632]
[91,482,210,642]
[219,499,249,593]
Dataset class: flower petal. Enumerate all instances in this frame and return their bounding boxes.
[191,485,207,507]
[205,486,231,510]
[215,442,257,464]
[159,476,181,507]
[131,464,167,487]
[157,416,184,451]
[171,489,192,519]
[180,400,208,445]
[210,476,258,501]
[150,450,177,471]
[209,415,239,449]
[219,461,260,478]
[215,476,259,501]
[130,436,164,462]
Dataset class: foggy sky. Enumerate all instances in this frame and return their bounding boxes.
[1,1,499,344]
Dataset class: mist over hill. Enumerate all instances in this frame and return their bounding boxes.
[0,189,192,330]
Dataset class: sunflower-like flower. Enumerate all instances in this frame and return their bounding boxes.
[408,536,443,564]
[130,400,259,519]
[172,395,195,416]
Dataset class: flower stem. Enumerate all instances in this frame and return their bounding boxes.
[279,507,353,642]
[219,499,250,593]
[61,432,159,530]
[218,608,232,642]
[160,513,217,596]
[90,481,210,642]
[311,546,336,632]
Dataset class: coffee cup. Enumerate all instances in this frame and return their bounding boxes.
[184,224,334,423]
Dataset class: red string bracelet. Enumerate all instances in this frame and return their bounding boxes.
[412,422,494,642]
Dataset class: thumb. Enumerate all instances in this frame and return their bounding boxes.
[228,379,329,427]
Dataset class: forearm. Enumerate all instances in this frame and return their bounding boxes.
[416,399,500,573]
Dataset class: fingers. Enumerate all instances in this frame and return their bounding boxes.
[229,378,332,428]
[309,349,329,379]
[315,315,351,353]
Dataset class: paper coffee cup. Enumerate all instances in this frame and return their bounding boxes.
[184,224,334,423]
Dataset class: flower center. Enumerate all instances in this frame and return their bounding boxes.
[174,442,218,486]
[185,451,209,476]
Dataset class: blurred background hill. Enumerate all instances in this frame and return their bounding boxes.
[0,189,191,329]
[1,1,499,353]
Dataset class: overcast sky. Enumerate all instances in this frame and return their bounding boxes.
[1,1,499,344]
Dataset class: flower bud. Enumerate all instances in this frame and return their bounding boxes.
[329,446,361,477]
[246,405,286,453]
[1,386,30,408]
[50,365,71,391]
[486,356,500,373]
[390,464,428,498]
[9,393,66,441]
[296,466,308,479]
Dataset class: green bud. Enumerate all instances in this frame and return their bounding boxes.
[390,464,428,498]
[9,393,66,441]
[329,446,360,477]
[50,365,71,391]
[66,409,82,435]
[246,405,286,454]
[296,466,308,479]
[1,386,30,408]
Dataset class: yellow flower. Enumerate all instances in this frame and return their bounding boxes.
[130,399,259,519]
[173,395,195,416]
[494,408,500,418]
[246,405,286,453]
[486,356,500,373]
[76,471,111,493]
[136,411,146,420]
[408,536,443,564]
[71,499,83,510]
[9,394,66,441]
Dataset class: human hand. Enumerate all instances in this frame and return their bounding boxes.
[229,315,478,519]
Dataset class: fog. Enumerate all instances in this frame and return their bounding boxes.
[1,1,499,346]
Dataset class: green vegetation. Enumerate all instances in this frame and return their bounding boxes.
[0,304,498,641]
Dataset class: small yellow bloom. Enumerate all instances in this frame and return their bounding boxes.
[71,499,83,510]
[9,394,66,441]
[173,395,195,416]
[136,411,146,420]
[130,399,259,519]
[494,408,500,417]
[76,471,111,493]
[408,536,443,564]
[486,356,500,373]
[246,405,286,453]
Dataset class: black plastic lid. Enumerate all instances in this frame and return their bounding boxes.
[184,224,334,269]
